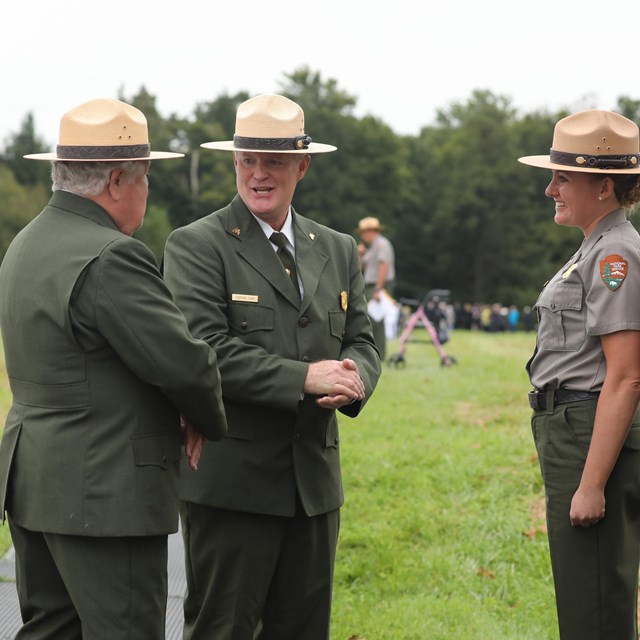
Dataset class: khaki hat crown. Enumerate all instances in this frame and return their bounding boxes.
[201,94,337,154]
[25,98,183,162]
[238,94,305,139]
[358,216,383,232]
[518,109,640,174]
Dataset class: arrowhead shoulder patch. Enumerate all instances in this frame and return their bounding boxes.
[600,254,628,291]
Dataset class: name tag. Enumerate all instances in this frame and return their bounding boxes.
[232,294,259,303]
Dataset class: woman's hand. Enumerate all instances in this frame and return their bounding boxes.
[570,485,605,527]
[572,330,640,526]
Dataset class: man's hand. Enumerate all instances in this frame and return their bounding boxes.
[181,415,206,472]
[304,358,365,409]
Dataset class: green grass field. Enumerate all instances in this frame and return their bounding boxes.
[332,330,557,639]
[0,331,558,638]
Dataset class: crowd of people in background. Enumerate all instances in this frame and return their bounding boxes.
[452,302,536,332]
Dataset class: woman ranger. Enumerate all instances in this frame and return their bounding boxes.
[520,109,640,640]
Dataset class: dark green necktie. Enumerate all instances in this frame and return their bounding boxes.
[270,232,300,298]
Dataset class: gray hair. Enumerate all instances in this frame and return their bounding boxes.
[50,161,147,196]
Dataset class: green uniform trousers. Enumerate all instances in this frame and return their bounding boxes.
[532,398,640,640]
[180,500,339,640]
[9,518,168,640]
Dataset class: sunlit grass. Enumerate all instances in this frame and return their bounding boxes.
[332,330,557,639]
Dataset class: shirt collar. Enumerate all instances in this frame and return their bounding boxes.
[580,208,628,257]
[251,207,296,252]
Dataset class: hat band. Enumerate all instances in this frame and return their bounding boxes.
[233,134,312,151]
[56,144,151,160]
[550,149,640,170]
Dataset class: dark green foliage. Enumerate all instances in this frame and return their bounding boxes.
[132,204,173,264]
[0,166,49,264]
[1,113,51,186]
[1,71,637,307]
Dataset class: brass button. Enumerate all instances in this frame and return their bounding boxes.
[302,356,310,362]
[240,321,248,330]
[298,317,309,328]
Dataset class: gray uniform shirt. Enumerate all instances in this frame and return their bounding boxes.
[361,234,395,285]
[528,209,640,391]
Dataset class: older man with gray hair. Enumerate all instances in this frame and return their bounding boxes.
[0,98,227,639]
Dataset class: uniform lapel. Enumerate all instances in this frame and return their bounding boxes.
[294,214,329,314]
[226,197,301,308]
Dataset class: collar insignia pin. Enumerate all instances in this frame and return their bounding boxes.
[232,228,241,235]
[309,233,315,240]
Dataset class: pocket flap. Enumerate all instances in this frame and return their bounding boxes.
[228,302,274,333]
[329,310,346,340]
[131,433,181,469]
[537,283,583,313]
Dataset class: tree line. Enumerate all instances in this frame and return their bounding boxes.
[3,67,640,308]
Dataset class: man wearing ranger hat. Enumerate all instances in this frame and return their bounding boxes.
[163,94,381,639]
[0,98,227,639]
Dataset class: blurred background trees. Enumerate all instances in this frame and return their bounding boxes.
[1,66,632,308]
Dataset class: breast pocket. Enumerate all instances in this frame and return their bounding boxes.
[328,310,346,341]
[228,302,274,336]
[535,282,585,351]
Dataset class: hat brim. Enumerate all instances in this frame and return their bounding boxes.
[200,141,337,154]
[518,155,640,174]
[23,151,184,162]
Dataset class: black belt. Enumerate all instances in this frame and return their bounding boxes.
[528,388,600,411]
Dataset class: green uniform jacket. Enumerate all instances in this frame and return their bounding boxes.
[0,191,227,537]
[163,195,381,517]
